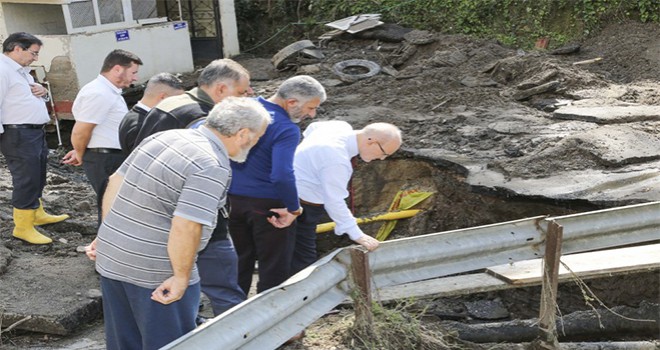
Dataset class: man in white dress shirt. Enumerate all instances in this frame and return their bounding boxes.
[62,49,142,225]
[290,121,402,274]
[0,32,69,244]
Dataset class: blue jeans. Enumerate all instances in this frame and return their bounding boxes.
[100,276,199,350]
[198,238,246,315]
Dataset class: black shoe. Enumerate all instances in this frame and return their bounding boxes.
[195,315,208,326]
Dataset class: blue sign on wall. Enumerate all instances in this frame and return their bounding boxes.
[173,22,187,30]
[115,30,130,42]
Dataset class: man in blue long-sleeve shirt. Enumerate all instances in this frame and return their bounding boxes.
[229,75,326,294]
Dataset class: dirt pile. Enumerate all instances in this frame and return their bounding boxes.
[1,21,658,348]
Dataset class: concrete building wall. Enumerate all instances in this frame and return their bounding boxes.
[2,3,67,35]
[67,22,193,87]
[33,22,194,116]
[0,3,7,40]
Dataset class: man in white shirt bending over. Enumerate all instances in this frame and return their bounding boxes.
[291,121,402,274]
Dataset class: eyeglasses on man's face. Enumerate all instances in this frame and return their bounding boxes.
[375,140,391,157]
[24,48,39,57]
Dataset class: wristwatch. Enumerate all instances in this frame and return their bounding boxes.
[289,206,304,216]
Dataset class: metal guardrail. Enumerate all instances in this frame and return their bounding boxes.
[163,201,660,350]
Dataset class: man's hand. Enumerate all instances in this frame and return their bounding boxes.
[62,150,82,166]
[266,208,297,228]
[354,234,380,251]
[85,238,98,261]
[151,276,188,305]
[30,83,48,98]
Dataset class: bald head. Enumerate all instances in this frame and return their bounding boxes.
[357,123,402,162]
[363,123,402,146]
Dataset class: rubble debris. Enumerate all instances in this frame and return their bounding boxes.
[512,80,560,101]
[403,30,436,45]
[380,64,399,77]
[353,23,413,42]
[550,43,581,55]
[573,57,603,66]
[325,14,383,34]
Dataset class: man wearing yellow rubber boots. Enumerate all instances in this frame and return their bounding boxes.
[0,32,69,244]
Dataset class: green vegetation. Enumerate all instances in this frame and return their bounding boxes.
[305,0,659,48]
[234,0,659,52]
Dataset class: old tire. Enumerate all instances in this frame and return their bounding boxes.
[332,59,381,81]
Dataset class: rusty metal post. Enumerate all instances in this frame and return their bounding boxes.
[538,220,563,349]
[350,247,373,328]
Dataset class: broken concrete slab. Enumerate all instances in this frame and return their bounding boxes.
[553,105,660,124]
[466,162,660,205]
[0,253,101,335]
[568,125,660,166]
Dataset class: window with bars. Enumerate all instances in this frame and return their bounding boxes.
[66,0,157,30]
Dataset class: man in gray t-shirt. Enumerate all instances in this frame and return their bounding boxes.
[84,97,271,350]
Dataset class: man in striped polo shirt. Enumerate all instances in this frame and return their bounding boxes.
[84,97,271,350]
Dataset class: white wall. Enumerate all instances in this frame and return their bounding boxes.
[67,22,194,87]
[218,0,240,57]
[0,3,7,40]
[2,3,67,35]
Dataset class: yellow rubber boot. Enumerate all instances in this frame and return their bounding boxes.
[34,199,70,226]
[12,208,53,244]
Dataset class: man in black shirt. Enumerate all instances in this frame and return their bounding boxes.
[118,73,184,155]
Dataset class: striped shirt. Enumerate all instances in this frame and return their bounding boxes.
[95,126,231,289]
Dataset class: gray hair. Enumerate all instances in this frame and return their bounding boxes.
[145,72,184,93]
[205,97,272,136]
[275,75,327,104]
[198,58,250,87]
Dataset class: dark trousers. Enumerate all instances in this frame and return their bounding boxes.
[198,237,246,315]
[290,203,327,275]
[82,151,125,225]
[100,276,199,350]
[228,194,295,294]
[0,128,48,209]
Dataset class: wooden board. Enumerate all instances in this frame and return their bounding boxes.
[486,244,660,284]
[348,244,660,304]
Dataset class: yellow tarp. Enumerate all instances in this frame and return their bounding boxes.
[375,190,433,241]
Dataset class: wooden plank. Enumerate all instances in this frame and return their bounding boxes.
[487,243,660,284]
[366,244,660,304]
[373,273,507,302]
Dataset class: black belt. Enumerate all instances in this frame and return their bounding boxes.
[87,148,122,154]
[3,124,45,129]
[300,199,323,207]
